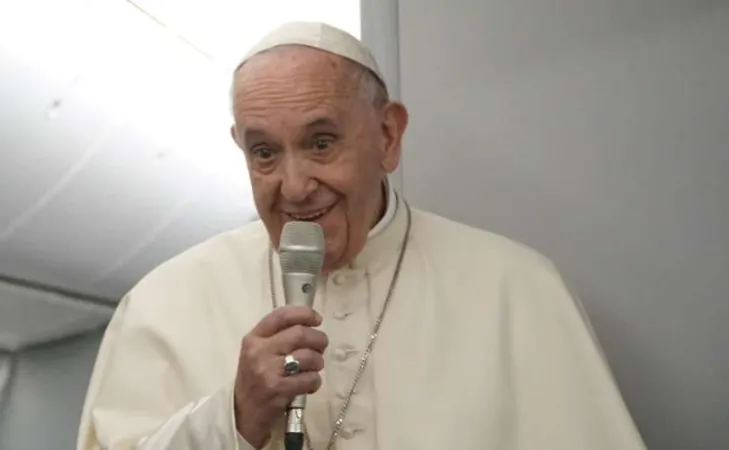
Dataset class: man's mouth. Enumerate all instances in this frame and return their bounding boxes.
[285,204,335,221]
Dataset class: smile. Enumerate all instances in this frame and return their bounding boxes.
[285,204,335,221]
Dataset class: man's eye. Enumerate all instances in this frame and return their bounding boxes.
[252,146,274,160]
[313,136,334,151]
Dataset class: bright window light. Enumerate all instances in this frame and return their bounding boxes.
[128,0,361,70]
[0,0,361,188]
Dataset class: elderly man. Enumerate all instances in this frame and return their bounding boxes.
[77,22,646,450]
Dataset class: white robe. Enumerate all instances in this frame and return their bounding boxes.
[76,190,646,450]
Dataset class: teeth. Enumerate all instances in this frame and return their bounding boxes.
[289,206,330,220]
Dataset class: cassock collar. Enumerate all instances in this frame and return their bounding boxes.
[347,179,408,274]
[368,177,397,238]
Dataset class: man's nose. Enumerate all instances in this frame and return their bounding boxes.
[280,155,317,203]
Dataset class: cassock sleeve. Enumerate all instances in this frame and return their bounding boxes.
[75,293,256,450]
[508,258,647,449]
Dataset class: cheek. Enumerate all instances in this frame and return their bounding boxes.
[250,175,277,208]
[250,177,283,245]
[322,169,373,207]
[319,203,348,249]
[321,202,347,233]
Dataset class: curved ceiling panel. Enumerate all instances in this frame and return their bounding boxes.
[0,0,257,301]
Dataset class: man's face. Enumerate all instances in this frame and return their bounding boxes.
[230,46,407,272]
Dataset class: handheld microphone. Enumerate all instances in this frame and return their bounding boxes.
[278,221,326,450]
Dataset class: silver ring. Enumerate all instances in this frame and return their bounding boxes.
[283,354,301,376]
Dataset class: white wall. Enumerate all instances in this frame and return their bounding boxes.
[397,1,729,449]
[0,332,102,450]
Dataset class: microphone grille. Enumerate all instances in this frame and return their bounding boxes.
[279,221,326,275]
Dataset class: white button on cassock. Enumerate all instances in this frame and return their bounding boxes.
[336,388,358,399]
[332,273,349,286]
[332,347,357,361]
[333,310,351,320]
[332,271,365,286]
[339,427,360,439]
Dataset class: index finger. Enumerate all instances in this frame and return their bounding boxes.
[252,305,322,338]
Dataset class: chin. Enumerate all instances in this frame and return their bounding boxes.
[322,236,344,267]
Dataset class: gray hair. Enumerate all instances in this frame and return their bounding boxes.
[351,63,390,110]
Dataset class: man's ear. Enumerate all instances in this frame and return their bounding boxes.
[230,124,247,152]
[380,101,409,173]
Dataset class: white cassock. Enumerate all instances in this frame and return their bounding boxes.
[76,183,647,450]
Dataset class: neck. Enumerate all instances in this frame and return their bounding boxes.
[370,180,388,230]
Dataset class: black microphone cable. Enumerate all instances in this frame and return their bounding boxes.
[284,430,304,450]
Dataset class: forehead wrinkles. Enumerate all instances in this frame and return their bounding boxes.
[233,46,364,118]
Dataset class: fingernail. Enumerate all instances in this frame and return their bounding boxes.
[314,310,323,322]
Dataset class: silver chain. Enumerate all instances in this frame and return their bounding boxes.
[268,201,412,450]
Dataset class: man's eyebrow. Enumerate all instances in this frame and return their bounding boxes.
[242,127,268,144]
[304,117,338,130]
[239,117,339,145]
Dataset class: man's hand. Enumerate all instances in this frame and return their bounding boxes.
[234,305,328,449]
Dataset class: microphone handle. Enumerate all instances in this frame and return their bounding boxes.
[285,394,306,449]
[282,271,316,450]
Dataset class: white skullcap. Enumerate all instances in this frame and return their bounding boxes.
[236,21,387,92]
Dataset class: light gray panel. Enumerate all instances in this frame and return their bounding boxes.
[0,355,11,411]
[398,1,729,449]
[361,0,401,99]
[0,332,102,450]
[0,281,112,352]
